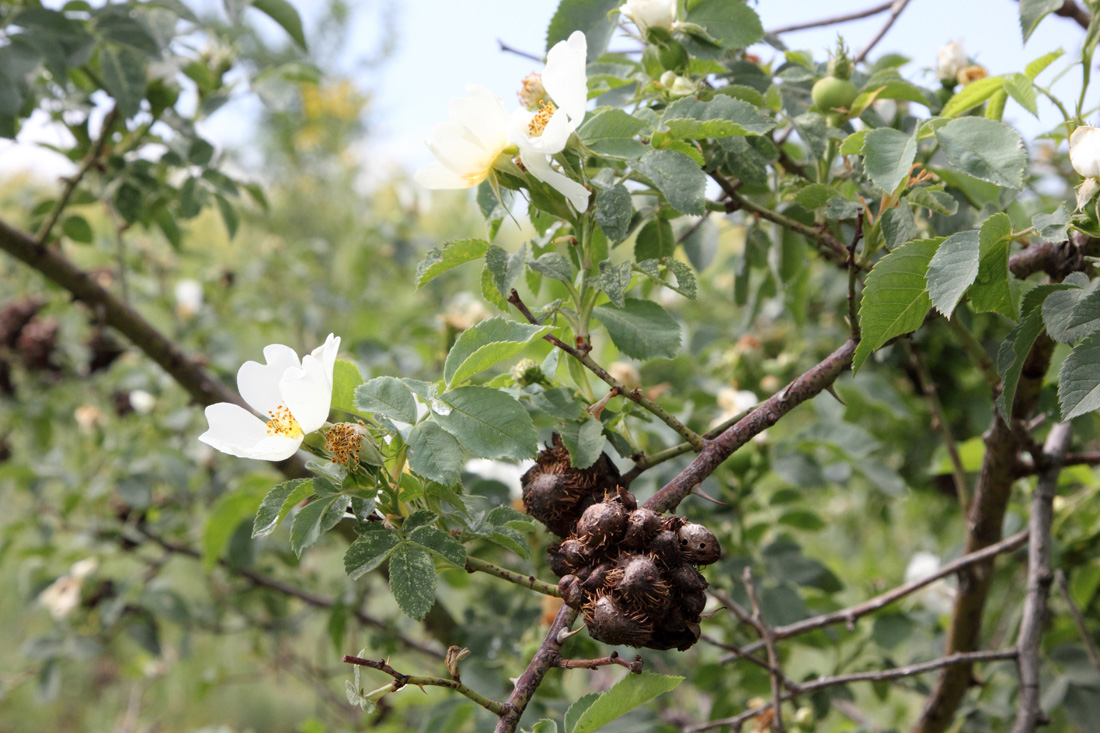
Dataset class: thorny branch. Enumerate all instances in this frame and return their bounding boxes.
[495,603,579,733]
[553,650,644,673]
[1013,422,1072,733]
[342,655,506,714]
[687,650,1019,732]
[508,289,704,450]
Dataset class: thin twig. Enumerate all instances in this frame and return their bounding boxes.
[135,526,445,659]
[508,289,704,451]
[767,0,895,34]
[908,342,970,513]
[465,556,561,597]
[723,530,1029,661]
[744,568,786,732]
[1013,422,1072,732]
[854,0,912,65]
[1056,570,1100,673]
[553,650,643,673]
[687,650,1018,732]
[714,174,850,266]
[105,202,131,304]
[342,655,506,714]
[1016,451,1100,475]
[495,603,579,732]
[35,107,118,246]
[847,213,864,340]
[497,39,543,62]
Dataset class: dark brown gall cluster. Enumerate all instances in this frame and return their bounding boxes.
[522,438,721,651]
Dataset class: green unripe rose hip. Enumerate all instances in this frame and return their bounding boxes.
[811,76,858,114]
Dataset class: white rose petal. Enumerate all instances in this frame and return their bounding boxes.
[621,0,677,32]
[937,40,966,83]
[1070,125,1100,179]
[415,85,510,190]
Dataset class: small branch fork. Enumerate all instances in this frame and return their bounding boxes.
[686,650,1019,732]
[553,650,644,674]
[767,0,896,34]
[1013,422,1072,732]
[508,289,704,451]
[495,604,579,733]
[854,0,913,64]
[342,655,507,715]
[744,568,786,732]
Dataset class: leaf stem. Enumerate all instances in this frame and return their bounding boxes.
[465,556,561,597]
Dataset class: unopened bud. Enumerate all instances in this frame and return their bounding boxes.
[512,358,547,386]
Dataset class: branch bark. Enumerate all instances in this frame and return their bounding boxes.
[1013,422,1072,732]
[495,603,579,732]
[645,339,856,514]
[766,0,895,34]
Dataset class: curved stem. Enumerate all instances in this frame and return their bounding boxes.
[342,655,506,714]
[465,556,561,597]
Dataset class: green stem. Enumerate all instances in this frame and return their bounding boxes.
[342,656,506,715]
[465,556,561,597]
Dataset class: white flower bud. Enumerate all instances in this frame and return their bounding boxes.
[621,0,677,32]
[937,40,966,83]
[1070,125,1100,179]
[174,278,203,317]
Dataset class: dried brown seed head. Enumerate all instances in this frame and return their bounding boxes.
[649,529,682,567]
[677,522,721,565]
[558,538,591,569]
[576,501,627,548]
[668,564,708,594]
[558,574,584,608]
[622,508,661,550]
[583,592,653,647]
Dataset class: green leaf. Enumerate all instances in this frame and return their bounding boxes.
[684,0,764,49]
[388,544,437,621]
[408,526,467,568]
[1033,204,1071,242]
[406,420,464,486]
[100,45,147,118]
[634,218,675,261]
[533,721,560,733]
[661,95,774,139]
[862,128,917,194]
[485,243,526,300]
[252,478,313,538]
[664,259,698,300]
[435,386,537,461]
[934,117,1027,189]
[215,194,239,240]
[571,673,684,733]
[1043,277,1094,343]
[926,230,980,318]
[546,0,620,60]
[593,298,681,360]
[290,494,348,557]
[559,416,606,469]
[565,693,600,733]
[62,215,93,243]
[355,376,418,424]
[331,359,364,415]
[343,527,400,580]
[1025,49,1064,79]
[1062,288,1100,339]
[1003,73,1038,117]
[717,135,779,186]
[880,205,918,250]
[531,253,575,284]
[906,188,958,216]
[416,239,490,288]
[251,0,307,50]
[970,213,1017,319]
[853,238,940,372]
[594,184,633,244]
[203,479,267,570]
[840,129,868,156]
[635,149,706,216]
[595,260,634,308]
[579,109,646,158]
[940,76,1004,117]
[1019,0,1063,42]
[444,316,550,388]
[996,285,1070,421]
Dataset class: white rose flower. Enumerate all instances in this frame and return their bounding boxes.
[415,85,511,190]
[1070,125,1100,179]
[129,389,156,415]
[174,278,203,317]
[937,40,966,84]
[904,551,956,615]
[508,31,591,212]
[199,334,340,461]
[620,0,677,32]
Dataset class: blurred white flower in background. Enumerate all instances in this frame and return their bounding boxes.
[608,361,641,389]
[464,458,534,499]
[936,40,966,84]
[199,334,339,461]
[174,278,204,318]
[39,557,98,620]
[904,551,956,615]
[711,387,759,429]
[129,389,156,415]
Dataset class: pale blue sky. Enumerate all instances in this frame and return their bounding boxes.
[0,1,1089,179]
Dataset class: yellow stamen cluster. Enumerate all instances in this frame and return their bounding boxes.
[957,65,988,86]
[266,405,303,438]
[517,73,547,110]
[325,422,364,469]
[528,101,556,138]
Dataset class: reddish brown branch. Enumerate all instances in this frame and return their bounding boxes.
[342,655,506,714]
[645,339,856,514]
[553,650,643,674]
[854,0,912,64]
[495,603,579,732]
